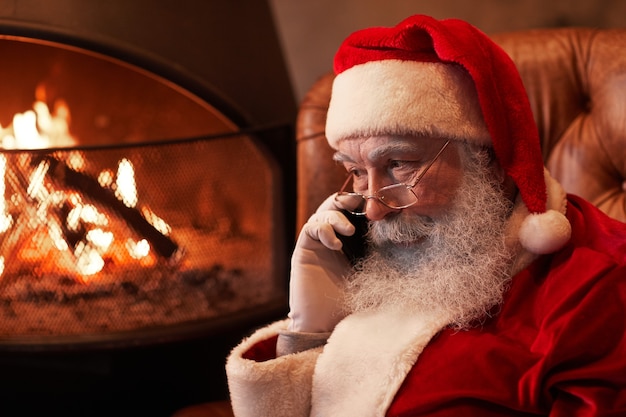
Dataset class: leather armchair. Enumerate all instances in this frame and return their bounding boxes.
[172,26,626,417]
[296,27,626,230]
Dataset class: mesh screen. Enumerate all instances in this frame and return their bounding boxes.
[0,133,285,340]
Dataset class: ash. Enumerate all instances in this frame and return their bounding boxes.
[0,231,279,339]
[1,265,243,336]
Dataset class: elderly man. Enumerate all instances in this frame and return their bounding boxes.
[225,14,626,417]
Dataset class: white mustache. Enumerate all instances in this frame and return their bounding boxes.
[368,213,435,245]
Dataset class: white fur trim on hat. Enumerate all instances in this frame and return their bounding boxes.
[325,60,491,148]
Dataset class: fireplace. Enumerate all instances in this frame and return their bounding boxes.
[0,36,288,348]
[0,2,294,416]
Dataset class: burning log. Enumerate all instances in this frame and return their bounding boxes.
[34,155,182,261]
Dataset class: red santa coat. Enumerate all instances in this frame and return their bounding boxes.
[226,195,626,417]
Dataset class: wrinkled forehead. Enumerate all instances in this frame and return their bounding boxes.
[333,135,451,165]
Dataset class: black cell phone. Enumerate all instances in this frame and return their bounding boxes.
[337,209,369,266]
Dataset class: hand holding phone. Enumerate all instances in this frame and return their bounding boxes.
[288,196,355,333]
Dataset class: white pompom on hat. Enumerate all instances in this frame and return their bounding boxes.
[325,14,571,254]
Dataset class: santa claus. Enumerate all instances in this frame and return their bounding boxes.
[225,14,626,417]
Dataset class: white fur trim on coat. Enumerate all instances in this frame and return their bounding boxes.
[226,310,450,417]
[311,308,450,417]
[226,319,322,417]
[325,60,491,148]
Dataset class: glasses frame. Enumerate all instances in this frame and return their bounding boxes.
[335,140,451,215]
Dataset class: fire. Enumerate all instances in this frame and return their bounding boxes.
[0,96,177,281]
[115,158,138,208]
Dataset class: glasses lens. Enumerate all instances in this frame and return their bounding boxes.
[378,184,417,209]
[335,193,367,214]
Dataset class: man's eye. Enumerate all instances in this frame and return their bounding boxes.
[389,160,416,171]
[348,168,366,178]
[348,169,368,190]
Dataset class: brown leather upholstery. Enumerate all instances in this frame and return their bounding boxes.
[296,27,626,230]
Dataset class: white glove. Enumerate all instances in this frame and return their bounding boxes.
[287,194,355,333]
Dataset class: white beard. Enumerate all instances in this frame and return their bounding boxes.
[343,155,517,329]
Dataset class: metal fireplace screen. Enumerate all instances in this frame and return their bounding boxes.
[0,134,284,342]
[0,34,287,348]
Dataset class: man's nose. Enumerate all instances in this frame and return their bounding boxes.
[364,196,396,221]
[362,174,396,220]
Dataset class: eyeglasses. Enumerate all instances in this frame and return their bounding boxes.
[335,140,450,215]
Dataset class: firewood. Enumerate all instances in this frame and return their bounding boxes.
[36,156,182,261]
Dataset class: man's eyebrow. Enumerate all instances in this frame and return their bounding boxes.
[332,141,425,164]
[332,152,353,163]
[367,142,421,160]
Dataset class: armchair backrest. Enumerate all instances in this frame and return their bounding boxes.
[295,27,626,230]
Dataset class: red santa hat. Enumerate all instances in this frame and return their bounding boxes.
[325,14,571,255]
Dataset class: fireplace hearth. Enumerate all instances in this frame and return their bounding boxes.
[0,2,295,416]
[0,132,285,348]
[0,34,287,351]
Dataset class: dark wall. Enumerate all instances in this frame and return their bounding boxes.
[0,0,297,128]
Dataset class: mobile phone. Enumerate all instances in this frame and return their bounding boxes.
[337,209,369,266]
